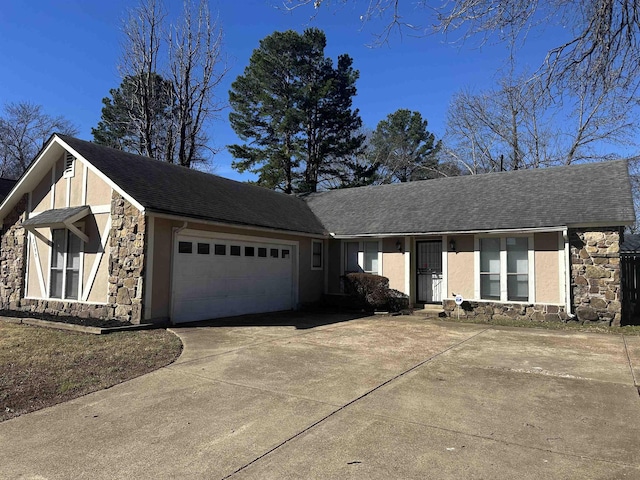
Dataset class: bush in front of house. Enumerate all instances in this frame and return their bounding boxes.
[343,273,409,312]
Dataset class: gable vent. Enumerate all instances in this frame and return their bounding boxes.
[63,152,75,178]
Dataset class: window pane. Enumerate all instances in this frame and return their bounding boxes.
[214,244,226,255]
[282,249,290,259]
[65,271,79,300]
[364,241,378,273]
[345,242,360,272]
[230,245,241,256]
[50,270,63,298]
[480,238,500,273]
[508,274,529,301]
[270,248,278,258]
[178,241,192,253]
[51,229,65,268]
[480,273,500,300]
[197,243,210,255]
[312,241,322,268]
[258,247,267,257]
[507,237,528,274]
[245,246,254,256]
[66,232,81,269]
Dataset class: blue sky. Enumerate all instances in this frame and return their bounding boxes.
[1,0,561,180]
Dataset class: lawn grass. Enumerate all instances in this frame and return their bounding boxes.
[0,322,182,422]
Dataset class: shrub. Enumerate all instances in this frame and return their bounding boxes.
[343,273,409,312]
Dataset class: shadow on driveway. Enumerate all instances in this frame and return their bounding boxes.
[168,309,373,330]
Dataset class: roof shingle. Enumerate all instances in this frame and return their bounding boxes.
[58,135,326,235]
[304,161,635,235]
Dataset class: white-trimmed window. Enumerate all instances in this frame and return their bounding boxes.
[343,240,381,275]
[476,235,534,303]
[311,240,323,270]
[50,229,82,300]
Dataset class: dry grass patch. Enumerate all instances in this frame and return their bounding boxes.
[0,323,182,422]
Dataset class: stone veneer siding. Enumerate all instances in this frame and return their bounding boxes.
[0,196,27,310]
[107,192,145,323]
[570,228,622,326]
[0,192,146,324]
[443,300,568,322]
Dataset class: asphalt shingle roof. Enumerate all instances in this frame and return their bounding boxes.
[304,161,636,235]
[23,205,89,227]
[58,135,326,235]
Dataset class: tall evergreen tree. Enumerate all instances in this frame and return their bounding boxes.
[92,73,177,162]
[228,28,363,194]
[370,109,441,183]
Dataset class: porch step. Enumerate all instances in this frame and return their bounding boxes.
[414,303,446,317]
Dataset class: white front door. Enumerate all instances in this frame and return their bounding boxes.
[171,234,296,323]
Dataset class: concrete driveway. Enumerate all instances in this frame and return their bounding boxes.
[1,313,640,479]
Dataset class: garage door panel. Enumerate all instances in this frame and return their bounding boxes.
[172,235,296,323]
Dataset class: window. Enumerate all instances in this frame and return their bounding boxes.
[363,241,379,274]
[50,229,81,300]
[245,246,255,257]
[507,237,529,301]
[178,241,192,254]
[197,243,210,255]
[270,248,279,258]
[258,247,267,258]
[230,245,241,256]
[478,236,531,302]
[214,244,226,255]
[282,249,290,259]
[311,240,323,269]
[344,242,360,273]
[479,238,500,300]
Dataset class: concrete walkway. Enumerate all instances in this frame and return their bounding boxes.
[1,314,639,479]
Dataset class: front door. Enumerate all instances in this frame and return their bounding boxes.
[416,240,442,303]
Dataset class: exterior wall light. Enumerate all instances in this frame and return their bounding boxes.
[449,239,456,252]
[396,239,403,252]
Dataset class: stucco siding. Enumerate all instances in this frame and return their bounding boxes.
[31,173,52,213]
[53,156,66,209]
[84,213,110,303]
[69,165,83,206]
[447,235,475,299]
[86,168,112,207]
[26,228,49,298]
[382,238,405,293]
[534,232,561,304]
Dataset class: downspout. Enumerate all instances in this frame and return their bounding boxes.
[168,222,188,323]
[563,228,576,319]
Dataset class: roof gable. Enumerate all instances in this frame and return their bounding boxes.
[56,136,326,235]
[305,161,636,235]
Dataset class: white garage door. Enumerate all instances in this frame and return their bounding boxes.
[171,234,296,323]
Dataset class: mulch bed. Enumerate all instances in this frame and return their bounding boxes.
[0,310,132,328]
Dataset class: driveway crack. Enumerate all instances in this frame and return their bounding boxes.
[221,325,493,479]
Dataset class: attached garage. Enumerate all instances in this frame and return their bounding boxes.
[171,232,298,323]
